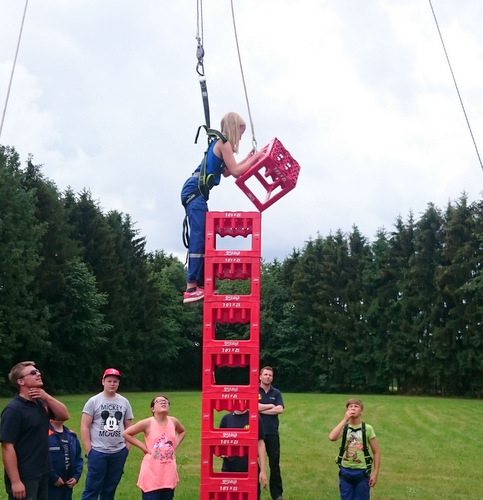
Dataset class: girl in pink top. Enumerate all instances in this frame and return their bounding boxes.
[122,396,186,500]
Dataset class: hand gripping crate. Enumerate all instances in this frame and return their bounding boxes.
[235,137,301,212]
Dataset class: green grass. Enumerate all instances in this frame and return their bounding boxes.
[1,393,482,499]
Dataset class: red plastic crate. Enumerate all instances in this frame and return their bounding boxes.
[200,488,255,500]
[200,443,259,478]
[205,212,261,257]
[204,256,261,281]
[200,491,254,500]
[199,385,258,406]
[203,302,260,327]
[202,341,260,360]
[235,138,300,212]
[202,353,259,391]
[201,395,259,432]
[202,434,259,459]
[204,258,261,298]
[200,478,258,500]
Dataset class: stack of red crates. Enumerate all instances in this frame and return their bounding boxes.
[200,212,261,500]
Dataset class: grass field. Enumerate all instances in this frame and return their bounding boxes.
[1,392,482,499]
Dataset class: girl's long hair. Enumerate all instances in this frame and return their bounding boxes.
[220,112,246,153]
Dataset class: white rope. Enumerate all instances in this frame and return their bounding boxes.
[0,0,29,141]
[429,0,483,172]
[230,0,257,151]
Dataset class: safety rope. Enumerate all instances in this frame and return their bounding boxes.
[428,0,483,172]
[230,0,257,151]
[196,0,210,129]
[0,0,29,141]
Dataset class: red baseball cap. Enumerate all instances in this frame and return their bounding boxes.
[103,368,121,379]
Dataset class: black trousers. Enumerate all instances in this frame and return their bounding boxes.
[264,434,283,499]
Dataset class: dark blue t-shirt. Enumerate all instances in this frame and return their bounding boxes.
[0,395,53,480]
[219,411,264,472]
[258,385,284,435]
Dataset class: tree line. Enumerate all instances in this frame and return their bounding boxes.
[1,145,482,397]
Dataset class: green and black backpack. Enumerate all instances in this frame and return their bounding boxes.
[335,421,373,474]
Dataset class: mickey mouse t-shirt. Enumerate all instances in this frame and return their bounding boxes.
[82,393,134,453]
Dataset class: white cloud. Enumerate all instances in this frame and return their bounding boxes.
[1,0,482,262]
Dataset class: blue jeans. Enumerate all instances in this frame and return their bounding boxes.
[142,488,175,500]
[339,467,370,500]
[184,194,207,285]
[81,447,128,500]
[48,483,74,500]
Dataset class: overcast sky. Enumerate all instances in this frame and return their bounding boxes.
[1,0,482,262]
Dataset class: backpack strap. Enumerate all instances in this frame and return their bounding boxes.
[361,421,373,474]
[335,423,349,467]
[194,125,228,200]
[194,125,228,147]
[335,422,373,474]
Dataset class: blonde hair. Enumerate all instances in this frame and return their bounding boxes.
[8,361,36,389]
[220,112,246,154]
[346,398,364,410]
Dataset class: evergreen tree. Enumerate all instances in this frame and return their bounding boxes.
[435,195,482,395]
[46,258,111,391]
[0,147,47,385]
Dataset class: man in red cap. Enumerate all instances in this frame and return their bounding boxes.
[80,368,133,500]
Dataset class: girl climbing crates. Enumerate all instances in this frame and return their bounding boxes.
[180,111,263,304]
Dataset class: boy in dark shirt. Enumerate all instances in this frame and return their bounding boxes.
[219,408,267,499]
[48,418,84,500]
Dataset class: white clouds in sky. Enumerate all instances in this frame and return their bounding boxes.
[1,0,482,262]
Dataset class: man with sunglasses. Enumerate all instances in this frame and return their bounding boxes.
[0,360,70,500]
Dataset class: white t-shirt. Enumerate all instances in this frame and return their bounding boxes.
[82,392,134,454]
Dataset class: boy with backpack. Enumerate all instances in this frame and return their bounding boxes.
[329,398,380,500]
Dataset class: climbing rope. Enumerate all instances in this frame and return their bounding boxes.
[230,0,257,151]
[196,0,210,129]
[195,0,257,150]
[428,0,483,172]
[0,0,29,141]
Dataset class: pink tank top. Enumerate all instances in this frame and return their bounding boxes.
[137,417,179,492]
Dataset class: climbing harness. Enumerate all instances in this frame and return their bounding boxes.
[194,125,228,200]
[184,0,259,249]
[182,126,228,250]
[335,422,373,475]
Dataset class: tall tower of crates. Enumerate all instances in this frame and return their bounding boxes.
[200,211,261,500]
[199,137,300,499]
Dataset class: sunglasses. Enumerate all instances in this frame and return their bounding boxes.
[18,368,40,379]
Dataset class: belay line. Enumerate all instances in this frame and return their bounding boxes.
[428,0,483,172]
[0,0,29,141]
[230,0,257,151]
[193,0,301,213]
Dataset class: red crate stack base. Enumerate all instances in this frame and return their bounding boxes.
[201,211,261,500]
